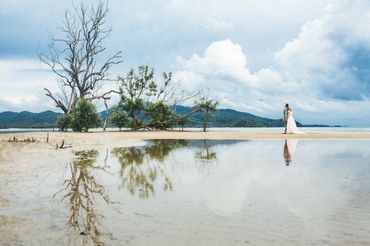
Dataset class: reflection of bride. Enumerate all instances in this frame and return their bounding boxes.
[286,108,305,134]
[283,139,297,166]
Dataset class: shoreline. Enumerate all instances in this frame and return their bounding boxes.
[1,130,369,153]
[1,131,370,143]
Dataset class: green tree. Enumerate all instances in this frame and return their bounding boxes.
[193,95,219,132]
[117,65,199,130]
[177,115,189,131]
[147,101,175,130]
[57,114,72,132]
[71,99,100,132]
[111,107,129,131]
[118,66,156,130]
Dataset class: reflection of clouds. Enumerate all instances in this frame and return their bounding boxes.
[199,171,251,216]
[81,140,370,245]
[172,139,370,227]
[176,142,268,216]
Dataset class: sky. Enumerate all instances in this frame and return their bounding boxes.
[0,0,370,126]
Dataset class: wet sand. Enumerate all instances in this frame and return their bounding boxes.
[1,130,370,150]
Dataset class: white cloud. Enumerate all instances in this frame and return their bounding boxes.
[174,34,370,126]
[2,95,40,107]
[174,39,297,115]
[274,0,370,101]
[1,0,370,125]
[172,0,370,126]
[0,58,57,112]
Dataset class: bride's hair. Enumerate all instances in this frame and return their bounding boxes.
[285,103,289,107]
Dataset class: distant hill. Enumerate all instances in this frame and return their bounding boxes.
[0,106,329,129]
[0,110,62,128]
[176,105,297,127]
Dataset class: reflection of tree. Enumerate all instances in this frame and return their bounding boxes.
[195,140,217,161]
[112,140,188,198]
[54,150,111,246]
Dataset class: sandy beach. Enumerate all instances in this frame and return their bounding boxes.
[1,131,370,151]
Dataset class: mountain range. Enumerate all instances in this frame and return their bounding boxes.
[0,106,330,129]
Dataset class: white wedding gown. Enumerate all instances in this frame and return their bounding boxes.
[286,112,305,134]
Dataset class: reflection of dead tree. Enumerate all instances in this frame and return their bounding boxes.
[53,150,111,245]
[111,140,187,198]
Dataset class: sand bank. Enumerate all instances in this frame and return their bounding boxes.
[1,130,370,150]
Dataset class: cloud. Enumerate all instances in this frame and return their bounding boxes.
[203,18,234,32]
[173,1,370,126]
[2,95,40,107]
[174,39,296,114]
[0,58,57,112]
[1,0,370,125]
[274,0,370,101]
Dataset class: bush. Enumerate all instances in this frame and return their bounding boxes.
[71,98,100,132]
[111,107,129,131]
[57,114,72,132]
[147,101,175,130]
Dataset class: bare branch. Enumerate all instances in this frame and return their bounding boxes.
[39,0,122,113]
[44,88,69,113]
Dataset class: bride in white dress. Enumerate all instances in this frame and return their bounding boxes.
[286,108,305,134]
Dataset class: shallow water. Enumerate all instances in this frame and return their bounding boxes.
[1,139,370,245]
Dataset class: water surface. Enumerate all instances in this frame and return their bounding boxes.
[1,139,370,245]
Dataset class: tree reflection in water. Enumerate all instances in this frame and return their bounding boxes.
[112,140,188,198]
[54,150,112,246]
[195,140,217,161]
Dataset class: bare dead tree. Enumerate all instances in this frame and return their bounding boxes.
[39,0,122,114]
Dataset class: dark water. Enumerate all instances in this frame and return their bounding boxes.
[2,139,370,245]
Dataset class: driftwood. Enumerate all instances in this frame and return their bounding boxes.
[8,136,37,143]
[56,139,72,149]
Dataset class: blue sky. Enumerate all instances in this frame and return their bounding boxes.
[0,0,369,126]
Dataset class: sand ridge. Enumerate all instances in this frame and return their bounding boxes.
[1,131,370,149]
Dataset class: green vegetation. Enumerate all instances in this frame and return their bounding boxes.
[193,94,219,132]
[115,65,186,130]
[147,101,176,130]
[57,114,72,132]
[70,99,100,132]
[0,106,333,129]
[110,106,129,131]
[117,66,155,130]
